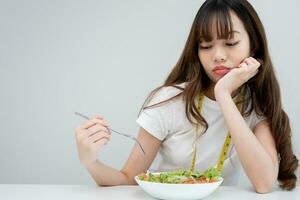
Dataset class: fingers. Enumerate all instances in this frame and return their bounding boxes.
[250,57,261,66]
[87,131,111,144]
[239,62,248,68]
[243,57,261,69]
[87,123,111,137]
[93,138,110,149]
[75,115,111,140]
[74,115,112,167]
[95,115,103,120]
[238,57,261,77]
[79,117,110,130]
[234,57,259,83]
[256,58,263,66]
[75,127,111,148]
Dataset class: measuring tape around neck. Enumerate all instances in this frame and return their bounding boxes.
[190,87,245,173]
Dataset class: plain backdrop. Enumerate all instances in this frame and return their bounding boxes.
[0,0,299,186]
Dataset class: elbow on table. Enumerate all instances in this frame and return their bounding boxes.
[254,181,274,194]
[253,175,278,194]
[255,186,272,194]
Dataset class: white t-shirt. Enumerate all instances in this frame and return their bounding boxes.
[136,82,265,185]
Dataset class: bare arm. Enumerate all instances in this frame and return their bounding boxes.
[215,92,279,193]
[85,127,161,186]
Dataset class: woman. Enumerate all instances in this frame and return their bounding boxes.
[74,0,298,193]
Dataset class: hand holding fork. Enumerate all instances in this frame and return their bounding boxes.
[74,112,145,167]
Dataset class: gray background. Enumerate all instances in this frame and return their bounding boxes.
[0,0,299,186]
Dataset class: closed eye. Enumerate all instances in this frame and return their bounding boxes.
[199,45,212,50]
[226,41,239,47]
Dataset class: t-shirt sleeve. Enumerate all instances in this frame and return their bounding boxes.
[136,87,178,141]
[242,92,267,131]
[247,109,266,131]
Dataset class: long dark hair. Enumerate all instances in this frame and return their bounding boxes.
[138,0,298,190]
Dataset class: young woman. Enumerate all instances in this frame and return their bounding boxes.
[74,0,298,193]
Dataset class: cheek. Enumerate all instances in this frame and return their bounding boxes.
[198,52,209,67]
[198,52,216,79]
[231,43,251,64]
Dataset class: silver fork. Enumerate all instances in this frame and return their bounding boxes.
[74,112,145,156]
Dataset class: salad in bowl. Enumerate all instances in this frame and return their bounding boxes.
[135,167,223,200]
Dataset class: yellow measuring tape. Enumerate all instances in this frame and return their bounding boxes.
[190,87,245,173]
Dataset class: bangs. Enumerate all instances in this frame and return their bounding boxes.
[196,4,234,43]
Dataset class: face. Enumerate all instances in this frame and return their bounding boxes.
[198,11,251,84]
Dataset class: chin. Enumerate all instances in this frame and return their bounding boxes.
[214,77,222,82]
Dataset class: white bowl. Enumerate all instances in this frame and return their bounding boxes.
[135,172,223,200]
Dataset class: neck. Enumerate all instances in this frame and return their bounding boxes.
[204,83,242,101]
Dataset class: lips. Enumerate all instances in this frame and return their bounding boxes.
[213,65,231,76]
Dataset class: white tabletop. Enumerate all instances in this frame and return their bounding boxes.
[0,185,299,200]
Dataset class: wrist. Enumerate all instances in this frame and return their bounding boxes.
[83,159,99,169]
[214,88,231,102]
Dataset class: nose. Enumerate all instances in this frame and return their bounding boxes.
[213,47,227,63]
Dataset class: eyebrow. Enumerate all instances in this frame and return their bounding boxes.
[199,30,241,42]
[230,30,241,34]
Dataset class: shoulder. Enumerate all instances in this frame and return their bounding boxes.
[147,82,186,106]
[243,88,267,130]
